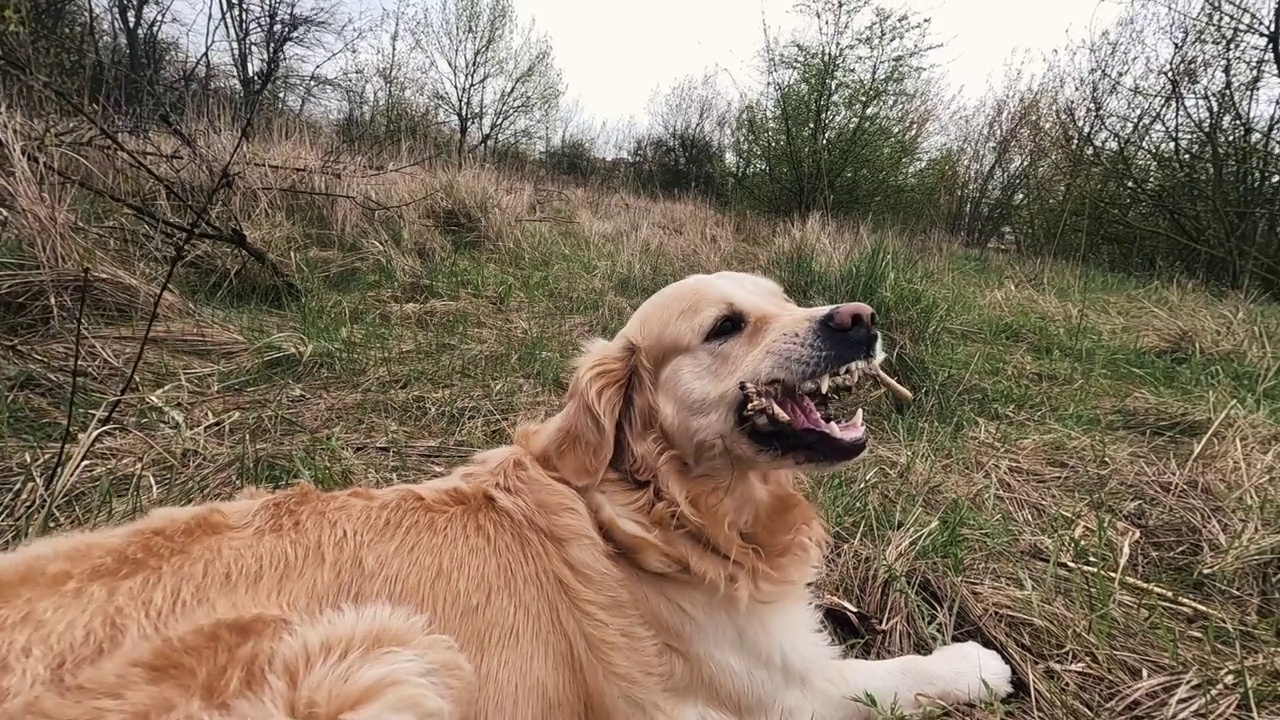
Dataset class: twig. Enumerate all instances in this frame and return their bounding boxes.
[244,183,442,215]
[87,142,429,181]
[0,59,290,281]
[17,145,290,281]
[98,244,186,429]
[871,365,915,402]
[45,84,266,505]
[348,442,480,458]
[44,267,91,503]
[1181,399,1238,475]
[517,215,580,225]
[1040,554,1237,625]
[94,109,258,431]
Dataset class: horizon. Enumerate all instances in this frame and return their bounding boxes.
[169,0,1127,137]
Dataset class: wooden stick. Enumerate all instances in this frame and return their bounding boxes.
[1046,556,1234,625]
[872,365,914,403]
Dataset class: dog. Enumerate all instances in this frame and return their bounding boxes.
[0,271,1014,719]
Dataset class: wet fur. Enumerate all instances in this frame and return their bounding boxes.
[0,272,1012,719]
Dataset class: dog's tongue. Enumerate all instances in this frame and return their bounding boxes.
[776,394,865,441]
[777,394,825,429]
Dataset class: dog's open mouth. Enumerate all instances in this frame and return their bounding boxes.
[738,360,880,464]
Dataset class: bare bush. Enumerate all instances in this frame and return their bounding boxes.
[629,72,732,198]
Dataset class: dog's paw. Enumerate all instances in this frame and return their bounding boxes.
[924,641,1014,704]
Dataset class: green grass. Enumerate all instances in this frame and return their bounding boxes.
[1,137,1278,719]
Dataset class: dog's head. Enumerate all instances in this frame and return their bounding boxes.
[531,271,881,484]
[523,271,885,592]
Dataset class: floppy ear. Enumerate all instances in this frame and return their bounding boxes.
[532,337,641,487]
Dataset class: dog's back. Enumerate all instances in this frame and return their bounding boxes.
[0,448,673,719]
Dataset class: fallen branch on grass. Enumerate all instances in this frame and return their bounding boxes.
[348,442,481,459]
[1035,554,1235,625]
[516,215,579,225]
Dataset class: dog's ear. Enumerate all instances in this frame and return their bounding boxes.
[532,337,643,487]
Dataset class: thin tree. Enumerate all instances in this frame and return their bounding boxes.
[412,0,563,163]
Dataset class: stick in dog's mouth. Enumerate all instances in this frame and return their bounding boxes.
[796,362,914,404]
[868,365,914,403]
[739,361,913,443]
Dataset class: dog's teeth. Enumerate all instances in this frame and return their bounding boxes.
[832,374,851,388]
[819,374,830,394]
[852,407,864,426]
[799,380,817,393]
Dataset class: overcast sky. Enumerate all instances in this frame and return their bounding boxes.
[509,0,1123,124]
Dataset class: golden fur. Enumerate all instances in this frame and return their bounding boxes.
[0,271,1013,719]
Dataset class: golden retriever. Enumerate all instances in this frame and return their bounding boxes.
[0,271,1013,719]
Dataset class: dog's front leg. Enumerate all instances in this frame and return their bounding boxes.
[831,641,1013,718]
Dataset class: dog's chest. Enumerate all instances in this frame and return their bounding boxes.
[678,594,845,719]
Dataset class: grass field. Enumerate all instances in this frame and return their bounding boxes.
[2,121,1279,718]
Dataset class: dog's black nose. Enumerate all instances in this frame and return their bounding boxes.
[822,302,876,332]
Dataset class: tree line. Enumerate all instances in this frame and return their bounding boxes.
[2,0,1279,296]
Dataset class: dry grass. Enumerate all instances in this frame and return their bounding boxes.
[1,114,1278,719]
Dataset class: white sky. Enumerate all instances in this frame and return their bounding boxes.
[510,0,1124,124]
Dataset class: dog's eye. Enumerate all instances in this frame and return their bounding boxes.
[705,314,745,342]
